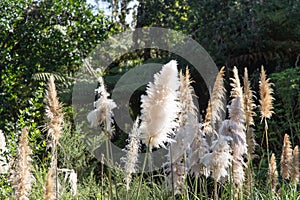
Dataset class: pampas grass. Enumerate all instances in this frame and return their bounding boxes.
[45,75,64,199]
[12,127,34,200]
[122,117,141,191]
[280,134,293,180]
[259,66,274,181]
[87,76,117,137]
[139,60,180,149]
[45,166,55,200]
[165,68,198,196]
[268,153,278,193]
[259,66,274,120]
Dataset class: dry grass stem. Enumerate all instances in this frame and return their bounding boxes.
[268,153,278,192]
[12,127,34,200]
[45,167,55,200]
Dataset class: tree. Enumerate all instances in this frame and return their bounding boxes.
[0,0,110,152]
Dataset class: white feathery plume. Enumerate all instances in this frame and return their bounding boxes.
[225,97,247,187]
[166,159,186,195]
[189,124,209,177]
[0,130,8,174]
[87,76,117,136]
[178,68,197,126]
[139,60,180,149]
[210,66,226,128]
[165,113,199,194]
[230,66,243,101]
[122,117,141,190]
[200,135,233,182]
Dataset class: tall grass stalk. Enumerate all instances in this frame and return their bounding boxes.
[259,65,274,159]
[44,76,64,199]
[12,127,34,200]
[136,143,150,200]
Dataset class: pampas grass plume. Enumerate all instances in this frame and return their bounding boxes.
[122,117,141,190]
[12,127,34,200]
[268,153,278,192]
[259,66,274,120]
[280,134,293,179]
[87,76,117,136]
[140,60,180,149]
[46,76,64,144]
[243,68,256,127]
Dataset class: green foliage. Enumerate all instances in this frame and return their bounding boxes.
[270,66,300,147]
[0,0,110,135]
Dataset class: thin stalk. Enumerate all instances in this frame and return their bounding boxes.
[170,144,175,200]
[194,177,198,200]
[264,117,272,197]
[136,142,150,200]
[214,180,218,200]
[101,154,104,200]
[104,121,113,200]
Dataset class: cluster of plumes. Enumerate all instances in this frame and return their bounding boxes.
[227,67,248,188]
[11,127,34,200]
[268,133,299,193]
[122,60,182,190]
[280,134,299,183]
[0,130,9,174]
[201,135,233,182]
[121,117,141,191]
[87,76,117,137]
[165,68,200,194]
[139,60,180,149]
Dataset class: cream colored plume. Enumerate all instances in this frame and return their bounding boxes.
[45,76,64,145]
[140,60,180,149]
[280,134,293,179]
[203,66,226,131]
[243,68,256,127]
[178,67,197,126]
[12,127,34,200]
[230,66,243,100]
[87,76,117,136]
[268,153,278,192]
[201,135,233,182]
[259,66,274,120]
[122,117,141,191]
